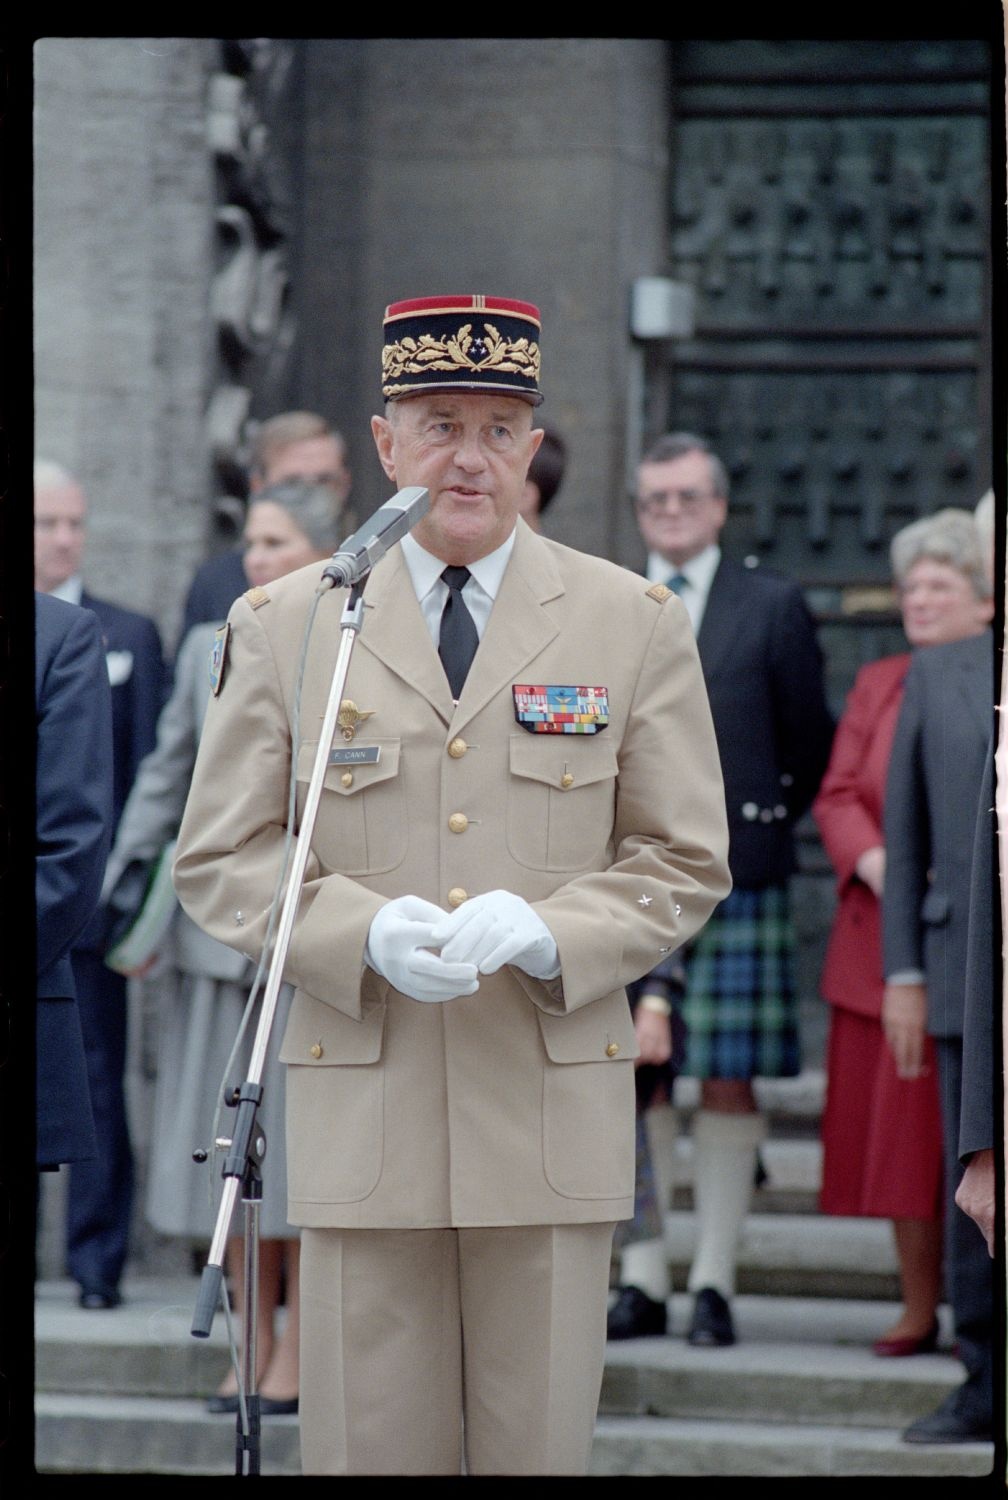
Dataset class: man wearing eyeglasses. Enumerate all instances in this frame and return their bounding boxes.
[610,432,834,1349]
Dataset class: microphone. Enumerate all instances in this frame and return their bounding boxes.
[319,485,430,589]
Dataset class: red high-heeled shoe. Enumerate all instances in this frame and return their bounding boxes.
[872,1318,940,1357]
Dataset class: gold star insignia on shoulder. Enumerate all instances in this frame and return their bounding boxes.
[646,583,672,603]
[244,586,270,610]
[338,699,376,741]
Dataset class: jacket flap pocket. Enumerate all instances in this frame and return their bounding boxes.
[535,994,639,1063]
[920,887,951,925]
[296,738,401,797]
[279,983,387,1065]
[509,733,618,791]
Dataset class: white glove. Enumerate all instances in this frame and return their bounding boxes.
[365,895,479,1003]
[431,890,561,981]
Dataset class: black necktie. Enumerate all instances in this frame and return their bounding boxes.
[438,566,479,699]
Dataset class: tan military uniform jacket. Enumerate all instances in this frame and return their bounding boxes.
[173,519,730,1229]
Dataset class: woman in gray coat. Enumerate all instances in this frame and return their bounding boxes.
[103,480,344,1413]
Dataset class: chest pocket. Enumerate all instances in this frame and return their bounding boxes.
[296,738,407,876]
[506,733,619,872]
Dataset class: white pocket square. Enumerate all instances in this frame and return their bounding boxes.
[106,649,134,686]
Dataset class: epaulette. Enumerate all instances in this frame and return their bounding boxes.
[244,586,271,610]
[645,582,672,603]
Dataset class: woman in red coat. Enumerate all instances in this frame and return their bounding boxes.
[814,506,993,1356]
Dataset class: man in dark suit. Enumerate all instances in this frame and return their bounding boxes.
[35,592,114,1170]
[613,431,834,1347]
[178,410,354,645]
[882,565,995,1445]
[35,459,168,1307]
[955,737,997,1258]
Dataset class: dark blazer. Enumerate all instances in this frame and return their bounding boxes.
[695,556,835,888]
[35,593,114,1165]
[959,736,996,1159]
[882,630,995,1038]
[80,591,167,830]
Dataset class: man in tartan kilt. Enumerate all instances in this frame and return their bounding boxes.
[610,432,834,1347]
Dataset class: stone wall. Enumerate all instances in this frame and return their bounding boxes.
[33,37,218,652]
[294,39,673,563]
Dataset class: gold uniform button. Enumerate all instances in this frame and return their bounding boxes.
[560,772,574,789]
[605,1042,620,1058]
[309,1043,323,1059]
[448,812,469,833]
[340,771,354,788]
[447,737,468,759]
[448,887,468,908]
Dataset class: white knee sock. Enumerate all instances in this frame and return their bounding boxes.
[620,1236,669,1303]
[686,1109,767,1299]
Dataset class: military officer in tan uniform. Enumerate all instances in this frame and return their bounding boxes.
[173,294,730,1475]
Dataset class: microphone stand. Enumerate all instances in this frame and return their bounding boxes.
[190,575,369,1476]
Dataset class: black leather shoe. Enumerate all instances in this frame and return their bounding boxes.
[259,1396,299,1416]
[78,1287,122,1310]
[687,1287,735,1347]
[206,1392,239,1415]
[606,1285,667,1339]
[902,1389,993,1444]
[206,1392,299,1416]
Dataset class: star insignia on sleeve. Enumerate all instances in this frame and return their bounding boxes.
[638,894,653,908]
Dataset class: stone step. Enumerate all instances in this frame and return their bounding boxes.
[34,1280,959,1416]
[661,1210,900,1300]
[35,1393,301,1476]
[35,1279,231,1399]
[35,1398,992,1479]
[33,1280,991,1478]
[589,1417,994,1478]
[601,1296,961,1429]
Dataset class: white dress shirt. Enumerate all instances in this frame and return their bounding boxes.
[400,528,517,648]
[48,574,84,605]
[645,544,721,636]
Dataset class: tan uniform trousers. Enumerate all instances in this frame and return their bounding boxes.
[299,1220,617,1475]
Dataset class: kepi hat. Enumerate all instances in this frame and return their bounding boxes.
[381,294,543,406]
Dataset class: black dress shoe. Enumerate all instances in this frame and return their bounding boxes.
[902,1388,993,1444]
[78,1287,122,1310]
[687,1287,735,1347]
[259,1396,299,1416]
[206,1392,299,1416]
[206,1392,239,1415]
[606,1285,667,1340]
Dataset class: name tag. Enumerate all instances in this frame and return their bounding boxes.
[513,684,610,734]
[328,745,382,765]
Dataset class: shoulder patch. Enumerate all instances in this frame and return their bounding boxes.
[646,583,672,603]
[244,586,270,610]
[208,622,230,696]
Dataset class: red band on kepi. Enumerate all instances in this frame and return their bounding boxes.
[381,294,543,406]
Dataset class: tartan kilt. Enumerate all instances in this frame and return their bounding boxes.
[681,883,801,1080]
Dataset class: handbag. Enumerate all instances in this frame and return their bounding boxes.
[104,839,179,975]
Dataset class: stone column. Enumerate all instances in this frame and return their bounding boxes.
[33,37,218,650]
